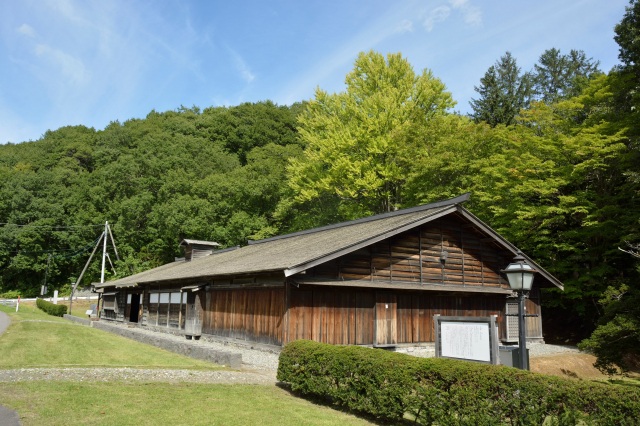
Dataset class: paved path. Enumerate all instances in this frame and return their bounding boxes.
[0,311,10,336]
[0,311,21,426]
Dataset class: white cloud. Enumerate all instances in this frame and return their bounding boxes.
[17,24,36,38]
[423,1,482,32]
[228,48,256,83]
[449,0,482,26]
[424,6,451,32]
[396,19,414,34]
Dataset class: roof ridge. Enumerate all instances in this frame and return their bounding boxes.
[248,193,471,245]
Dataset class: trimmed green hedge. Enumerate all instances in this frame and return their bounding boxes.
[36,298,68,317]
[277,340,640,425]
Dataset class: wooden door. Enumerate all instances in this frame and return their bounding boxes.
[375,292,397,346]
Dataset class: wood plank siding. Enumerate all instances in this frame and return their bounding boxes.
[303,216,512,290]
[285,285,521,345]
[203,287,285,346]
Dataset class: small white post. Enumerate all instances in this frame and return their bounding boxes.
[53,290,59,305]
[15,296,20,312]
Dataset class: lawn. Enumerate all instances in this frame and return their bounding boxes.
[0,382,371,426]
[0,303,373,425]
[0,303,216,369]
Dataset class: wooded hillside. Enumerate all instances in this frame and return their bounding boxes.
[0,101,304,295]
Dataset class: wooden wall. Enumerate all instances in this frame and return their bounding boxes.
[308,215,513,290]
[285,285,525,345]
[287,287,374,345]
[202,287,285,346]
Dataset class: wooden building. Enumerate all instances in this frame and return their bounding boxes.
[95,194,563,347]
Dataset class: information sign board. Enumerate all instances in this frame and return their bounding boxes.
[435,315,498,365]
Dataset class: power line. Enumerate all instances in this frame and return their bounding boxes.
[0,223,105,230]
[3,236,103,257]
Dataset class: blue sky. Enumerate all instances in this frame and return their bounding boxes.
[0,0,629,144]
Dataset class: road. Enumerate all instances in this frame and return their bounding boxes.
[0,310,10,336]
[0,311,21,426]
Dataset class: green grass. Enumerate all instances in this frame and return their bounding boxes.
[0,303,218,369]
[0,382,372,426]
[0,303,374,425]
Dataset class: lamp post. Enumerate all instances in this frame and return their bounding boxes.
[501,251,537,370]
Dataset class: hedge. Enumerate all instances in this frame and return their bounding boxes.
[36,298,68,317]
[277,340,640,425]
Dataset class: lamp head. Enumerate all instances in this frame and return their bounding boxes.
[501,251,537,291]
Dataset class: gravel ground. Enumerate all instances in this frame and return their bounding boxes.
[0,367,276,385]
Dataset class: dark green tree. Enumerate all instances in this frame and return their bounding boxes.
[0,102,303,295]
[201,101,302,165]
[470,52,533,126]
[615,0,640,76]
[532,48,601,104]
[579,280,640,375]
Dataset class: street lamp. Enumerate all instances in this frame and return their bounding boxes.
[501,251,537,370]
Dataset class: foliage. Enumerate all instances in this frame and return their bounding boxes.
[578,287,640,375]
[615,0,640,76]
[0,290,20,299]
[532,48,601,104]
[35,298,67,317]
[280,50,454,228]
[0,102,303,296]
[278,340,640,425]
[470,51,533,126]
[471,49,601,126]
[407,72,639,329]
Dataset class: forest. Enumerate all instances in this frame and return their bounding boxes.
[1,2,639,372]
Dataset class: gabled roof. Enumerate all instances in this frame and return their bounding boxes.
[96,193,563,290]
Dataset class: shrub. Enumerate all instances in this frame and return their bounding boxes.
[579,286,640,375]
[277,340,640,425]
[0,290,21,299]
[36,298,68,317]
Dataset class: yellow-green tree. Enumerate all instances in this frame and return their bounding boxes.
[281,50,454,227]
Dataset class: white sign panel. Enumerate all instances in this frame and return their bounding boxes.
[440,321,491,362]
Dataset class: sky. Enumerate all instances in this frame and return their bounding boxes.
[0,0,630,144]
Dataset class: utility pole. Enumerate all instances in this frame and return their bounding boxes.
[100,221,108,284]
[69,232,103,316]
[69,221,119,316]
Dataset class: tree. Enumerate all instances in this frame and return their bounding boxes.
[470,52,533,126]
[201,101,302,165]
[410,72,639,338]
[0,102,304,295]
[578,277,640,375]
[280,50,454,227]
[612,0,640,135]
[615,0,640,76]
[576,2,640,373]
[532,48,600,104]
